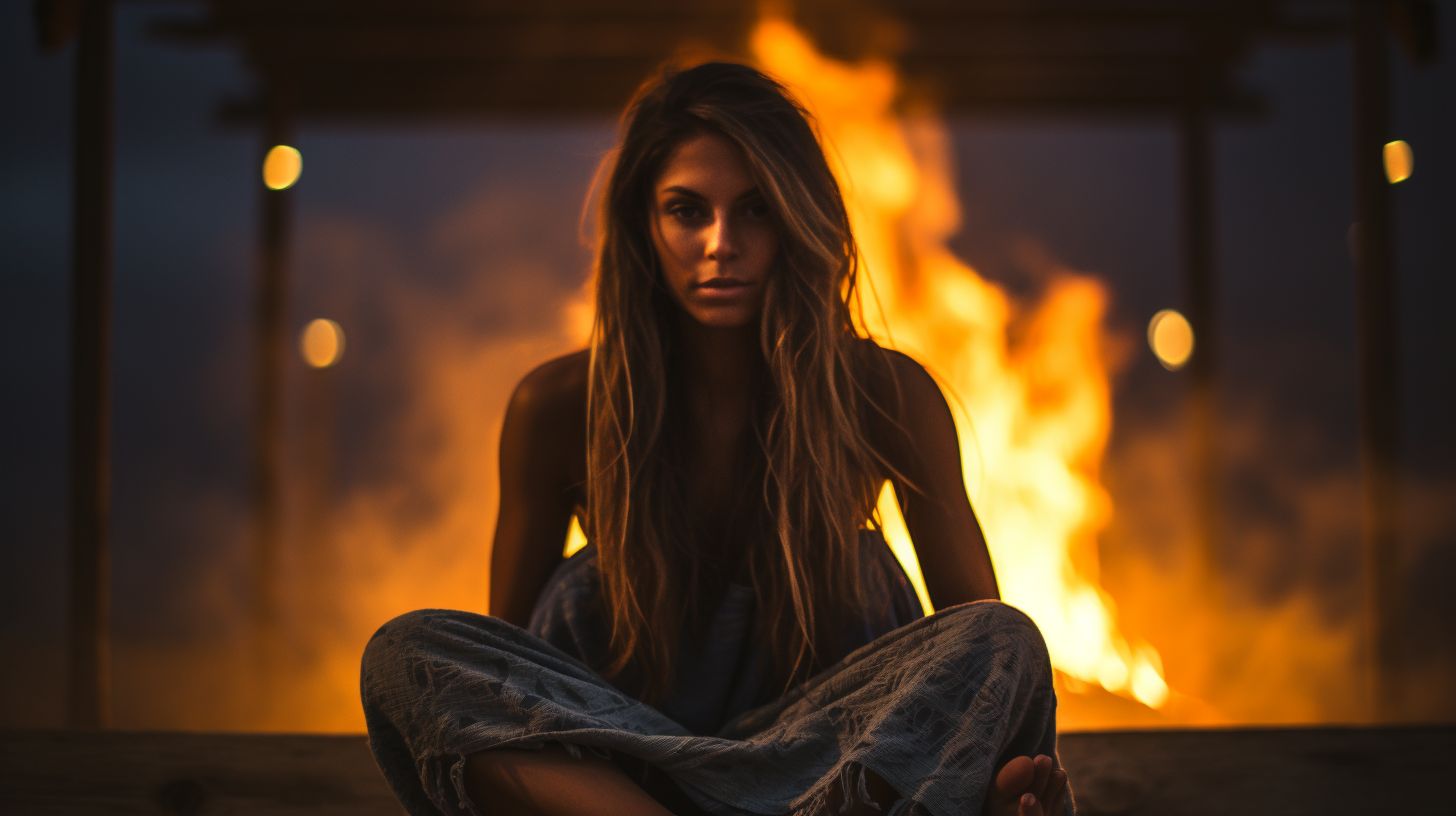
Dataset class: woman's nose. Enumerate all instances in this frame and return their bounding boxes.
[705,213,738,260]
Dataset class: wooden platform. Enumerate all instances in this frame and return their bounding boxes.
[2,726,1451,814]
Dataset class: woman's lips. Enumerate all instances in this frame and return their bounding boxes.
[695,277,750,289]
[691,278,755,302]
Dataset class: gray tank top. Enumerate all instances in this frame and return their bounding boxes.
[526,529,925,734]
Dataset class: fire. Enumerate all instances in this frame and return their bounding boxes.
[137,15,1183,735]
[748,18,1169,710]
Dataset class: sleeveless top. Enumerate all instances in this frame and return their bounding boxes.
[525,529,926,735]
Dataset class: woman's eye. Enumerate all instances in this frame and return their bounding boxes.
[744,201,771,219]
[667,204,705,221]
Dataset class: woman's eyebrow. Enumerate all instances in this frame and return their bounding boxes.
[660,185,763,202]
[660,185,705,200]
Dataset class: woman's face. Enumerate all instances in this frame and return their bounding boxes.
[650,132,779,330]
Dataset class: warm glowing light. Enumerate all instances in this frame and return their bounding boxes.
[876,482,932,613]
[751,16,1169,712]
[1383,139,1413,184]
[263,145,303,190]
[1148,309,1194,371]
[229,9,1193,735]
[1130,646,1170,708]
[300,319,345,368]
[563,514,588,557]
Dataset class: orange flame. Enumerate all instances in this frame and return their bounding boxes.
[115,17,1192,735]
[748,18,1169,710]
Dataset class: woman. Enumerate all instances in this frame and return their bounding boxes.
[361,61,1072,816]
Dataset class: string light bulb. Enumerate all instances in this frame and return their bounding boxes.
[1383,140,1413,184]
[300,319,345,368]
[263,145,303,190]
[1148,309,1194,371]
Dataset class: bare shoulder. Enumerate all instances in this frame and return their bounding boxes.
[853,338,958,491]
[501,349,589,493]
[507,349,589,423]
[853,338,943,419]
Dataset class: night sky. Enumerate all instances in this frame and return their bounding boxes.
[2,3,1452,729]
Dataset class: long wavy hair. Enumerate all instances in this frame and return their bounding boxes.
[587,61,909,704]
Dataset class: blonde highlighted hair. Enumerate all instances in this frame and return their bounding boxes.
[588,61,910,703]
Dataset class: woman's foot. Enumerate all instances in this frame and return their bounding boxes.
[987,754,1068,816]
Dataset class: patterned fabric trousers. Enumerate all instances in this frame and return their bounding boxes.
[360,597,1069,816]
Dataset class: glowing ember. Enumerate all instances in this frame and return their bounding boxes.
[750,17,1170,710]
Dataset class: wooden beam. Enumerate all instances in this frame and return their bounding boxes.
[191,56,1264,126]
[1,727,1452,814]
[1351,0,1400,723]
[139,0,1347,125]
[66,0,114,733]
[214,66,667,122]
[250,102,290,726]
[1061,725,1456,815]
[149,17,750,61]
[1180,32,1222,593]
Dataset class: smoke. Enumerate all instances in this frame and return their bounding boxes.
[108,169,595,732]
[1100,392,1456,726]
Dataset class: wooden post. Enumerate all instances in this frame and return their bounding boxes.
[66,0,114,731]
[1180,37,1220,589]
[1351,0,1400,723]
[298,361,338,625]
[252,101,292,723]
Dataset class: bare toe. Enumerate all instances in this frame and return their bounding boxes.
[995,755,1035,798]
[1017,792,1044,816]
[989,756,1037,816]
[1031,755,1053,802]
[1044,768,1069,815]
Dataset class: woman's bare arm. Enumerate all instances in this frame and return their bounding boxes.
[876,349,999,607]
[488,354,586,627]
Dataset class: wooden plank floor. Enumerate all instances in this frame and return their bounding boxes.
[2,726,1451,814]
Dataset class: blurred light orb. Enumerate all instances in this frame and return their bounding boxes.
[1148,309,1194,371]
[1383,140,1413,184]
[301,319,344,368]
[263,145,303,190]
